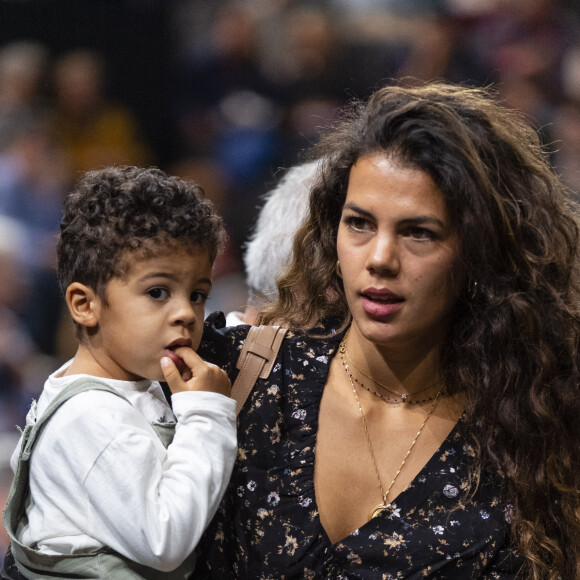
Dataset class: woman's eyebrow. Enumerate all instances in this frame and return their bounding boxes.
[342,202,373,217]
[399,216,446,227]
[343,202,446,228]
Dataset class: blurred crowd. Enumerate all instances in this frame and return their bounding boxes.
[0,0,579,448]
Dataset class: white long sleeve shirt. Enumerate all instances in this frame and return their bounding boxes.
[10,362,237,572]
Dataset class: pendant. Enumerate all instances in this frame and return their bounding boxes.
[369,503,390,520]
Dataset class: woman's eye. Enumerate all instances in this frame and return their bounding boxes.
[147,288,168,300]
[344,215,373,232]
[191,291,208,305]
[406,227,436,240]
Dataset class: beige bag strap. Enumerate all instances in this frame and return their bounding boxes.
[232,325,287,415]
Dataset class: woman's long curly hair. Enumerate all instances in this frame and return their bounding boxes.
[261,81,580,578]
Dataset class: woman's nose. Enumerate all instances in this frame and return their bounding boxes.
[366,234,400,276]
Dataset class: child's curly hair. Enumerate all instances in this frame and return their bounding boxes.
[57,165,226,299]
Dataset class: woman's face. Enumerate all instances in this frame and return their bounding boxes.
[337,154,461,354]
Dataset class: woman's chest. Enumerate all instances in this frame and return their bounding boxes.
[232,380,511,576]
[313,365,465,545]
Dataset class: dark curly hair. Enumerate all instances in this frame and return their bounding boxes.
[262,81,580,579]
[57,165,226,301]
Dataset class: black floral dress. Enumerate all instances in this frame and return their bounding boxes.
[195,313,522,579]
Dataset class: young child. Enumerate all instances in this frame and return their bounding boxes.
[2,166,237,579]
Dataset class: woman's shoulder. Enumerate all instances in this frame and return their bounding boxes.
[198,311,251,367]
[199,312,344,370]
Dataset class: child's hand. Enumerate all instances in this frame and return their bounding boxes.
[161,347,231,397]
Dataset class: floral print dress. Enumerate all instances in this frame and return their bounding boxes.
[195,313,522,579]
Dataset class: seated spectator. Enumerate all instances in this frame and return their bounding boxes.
[51,49,151,179]
[0,40,50,148]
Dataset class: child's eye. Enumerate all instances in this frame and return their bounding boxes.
[191,291,208,305]
[147,288,168,300]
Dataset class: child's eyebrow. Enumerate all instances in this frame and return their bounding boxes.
[140,272,213,286]
[196,277,213,287]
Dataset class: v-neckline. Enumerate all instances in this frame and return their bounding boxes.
[310,337,464,546]
[314,413,463,547]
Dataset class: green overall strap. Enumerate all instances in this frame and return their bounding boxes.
[3,379,194,579]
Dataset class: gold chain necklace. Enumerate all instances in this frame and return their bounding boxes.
[351,374,444,405]
[344,344,440,401]
[339,338,443,520]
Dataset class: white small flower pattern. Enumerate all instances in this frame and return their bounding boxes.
[504,504,514,524]
[443,484,459,498]
[291,409,307,421]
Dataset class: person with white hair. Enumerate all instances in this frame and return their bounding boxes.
[226,159,321,326]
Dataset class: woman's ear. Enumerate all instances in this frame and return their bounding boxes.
[65,282,100,328]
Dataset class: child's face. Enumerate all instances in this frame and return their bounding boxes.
[91,246,213,382]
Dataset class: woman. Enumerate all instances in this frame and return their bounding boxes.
[170,82,580,578]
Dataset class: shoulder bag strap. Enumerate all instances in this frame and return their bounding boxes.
[231,325,287,415]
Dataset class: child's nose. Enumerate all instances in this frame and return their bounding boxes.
[171,300,197,326]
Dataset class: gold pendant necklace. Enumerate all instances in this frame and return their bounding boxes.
[339,338,443,520]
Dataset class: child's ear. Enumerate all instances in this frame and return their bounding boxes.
[65,283,101,328]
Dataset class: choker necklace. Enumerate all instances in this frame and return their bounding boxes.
[344,344,440,400]
[341,341,443,405]
[339,338,443,520]
[352,375,444,405]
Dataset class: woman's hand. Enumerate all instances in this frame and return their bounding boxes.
[161,347,231,397]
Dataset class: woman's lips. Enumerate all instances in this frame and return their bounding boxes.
[360,289,404,318]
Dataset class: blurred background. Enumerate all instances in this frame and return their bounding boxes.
[0,0,579,555]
